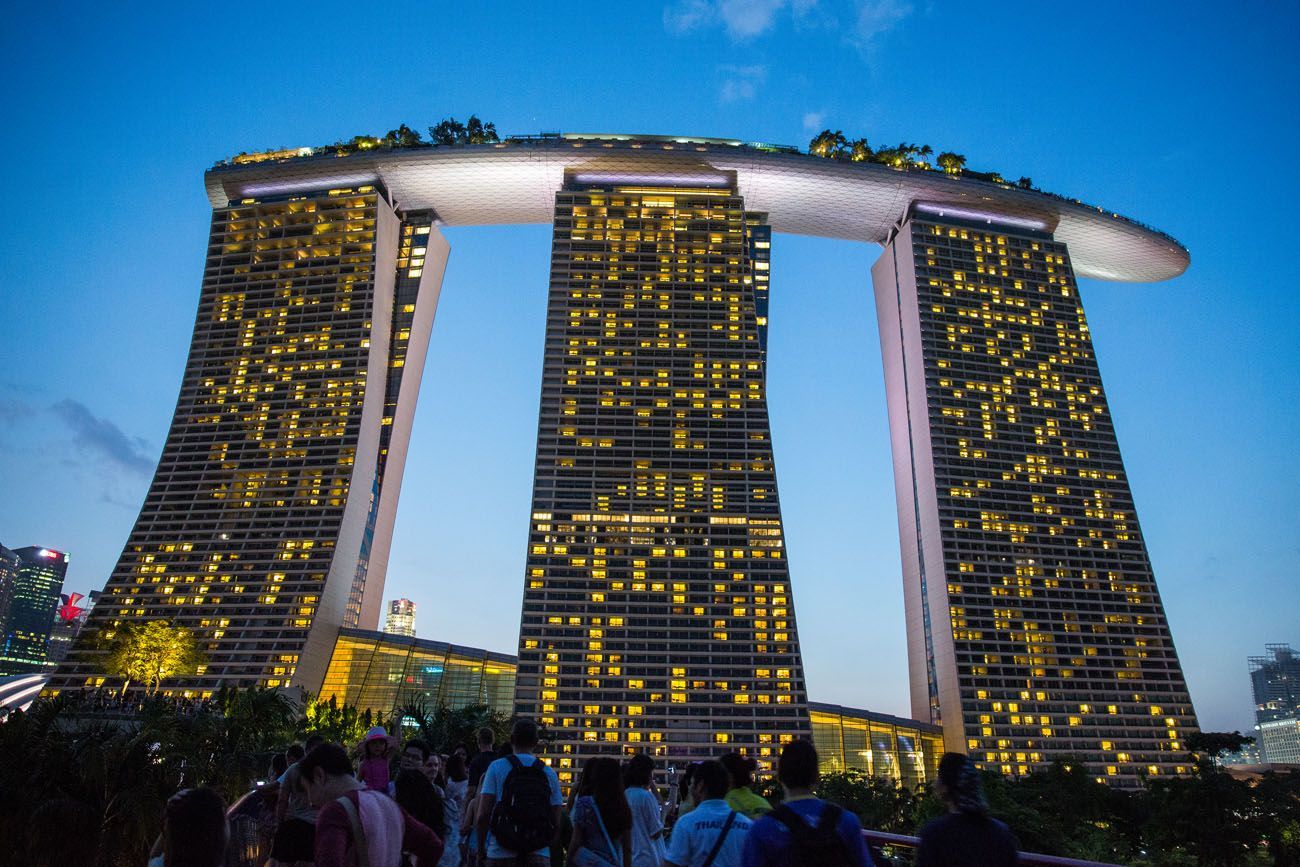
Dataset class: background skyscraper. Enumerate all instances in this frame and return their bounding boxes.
[384,598,417,637]
[873,208,1197,785]
[0,546,68,673]
[1249,644,1300,763]
[514,178,808,779]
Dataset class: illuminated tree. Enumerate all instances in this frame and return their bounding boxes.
[849,138,873,162]
[103,620,205,695]
[808,129,848,158]
[937,151,967,174]
[384,123,423,147]
[465,114,500,144]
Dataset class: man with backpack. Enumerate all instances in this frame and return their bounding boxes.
[475,718,563,867]
[740,740,873,867]
[666,760,753,867]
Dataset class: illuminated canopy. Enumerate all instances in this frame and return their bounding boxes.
[206,134,1188,283]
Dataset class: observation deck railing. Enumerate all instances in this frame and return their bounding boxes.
[864,828,1121,867]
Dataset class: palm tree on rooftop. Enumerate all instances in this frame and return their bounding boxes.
[849,138,872,162]
[937,152,967,175]
[809,129,848,158]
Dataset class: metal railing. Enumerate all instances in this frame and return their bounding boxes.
[864,829,1121,867]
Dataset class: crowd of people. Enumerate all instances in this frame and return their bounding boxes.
[149,717,1017,867]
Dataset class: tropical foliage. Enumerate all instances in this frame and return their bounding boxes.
[758,747,1300,866]
[102,620,205,695]
[390,695,511,747]
[807,127,1039,189]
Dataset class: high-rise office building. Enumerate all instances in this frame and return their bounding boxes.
[0,546,18,643]
[50,187,449,693]
[1249,644,1300,763]
[384,598,416,637]
[0,546,69,673]
[873,208,1197,784]
[513,178,808,781]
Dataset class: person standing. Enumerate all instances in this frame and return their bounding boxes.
[476,719,563,867]
[146,787,229,867]
[467,728,498,797]
[664,761,751,867]
[567,757,633,866]
[359,727,397,793]
[622,755,666,867]
[914,753,1018,867]
[301,743,444,867]
[271,734,326,867]
[740,740,872,867]
[718,755,770,820]
[441,754,470,867]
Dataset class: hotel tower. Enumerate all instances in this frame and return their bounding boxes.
[874,207,1196,784]
[51,186,448,692]
[513,176,808,777]
[47,133,1195,784]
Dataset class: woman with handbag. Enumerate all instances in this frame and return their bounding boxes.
[566,758,633,867]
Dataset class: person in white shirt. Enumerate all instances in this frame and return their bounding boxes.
[665,760,752,867]
[623,754,667,867]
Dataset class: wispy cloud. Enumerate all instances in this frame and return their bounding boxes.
[844,0,913,55]
[665,0,817,40]
[802,111,826,132]
[719,64,768,102]
[50,399,154,476]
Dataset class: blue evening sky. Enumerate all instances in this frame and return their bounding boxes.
[0,1,1295,734]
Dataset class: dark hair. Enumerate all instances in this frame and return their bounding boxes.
[305,734,326,752]
[586,757,632,838]
[693,760,730,800]
[286,743,306,762]
[446,752,467,783]
[298,743,352,781]
[271,752,289,778]
[510,718,539,748]
[777,740,818,789]
[937,752,988,816]
[477,726,495,747]
[404,739,431,761]
[624,753,655,789]
[163,788,228,867]
[719,752,756,789]
[394,769,445,838]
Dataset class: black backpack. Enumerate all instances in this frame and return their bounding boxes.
[770,801,856,867]
[490,755,557,853]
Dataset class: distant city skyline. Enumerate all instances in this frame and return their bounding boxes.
[1,2,1296,735]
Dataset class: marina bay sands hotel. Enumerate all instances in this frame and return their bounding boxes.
[50,132,1198,786]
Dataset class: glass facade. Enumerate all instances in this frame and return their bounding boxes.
[809,702,944,789]
[1249,645,1300,763]
[320,627,517,716]
[0,547,68,673]
[874,211,1197,786]
[515,181,808,784]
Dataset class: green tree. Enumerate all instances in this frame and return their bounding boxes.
[429,117,467,145]
[103,620,205,695]
[300,692,369,744]
[808,129,848,158]
[389,696,511,750]
[384,123,423,147]
[937,151,967,174]
[811,770,924,835]
[848,138,873,162]
[465,115,500,144]
[1016,176,1034,189]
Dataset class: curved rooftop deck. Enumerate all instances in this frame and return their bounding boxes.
[206,134,1188,283]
